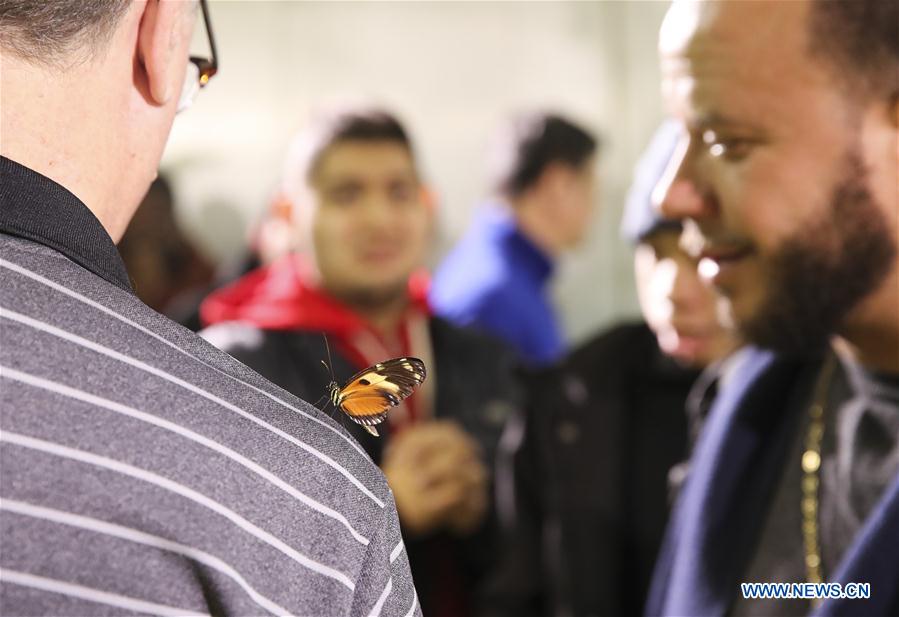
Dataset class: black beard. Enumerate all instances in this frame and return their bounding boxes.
[739,152,896,357]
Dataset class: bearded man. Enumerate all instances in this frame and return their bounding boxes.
[647,1,899,615]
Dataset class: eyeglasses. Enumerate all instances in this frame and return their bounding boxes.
[177,0,219,113]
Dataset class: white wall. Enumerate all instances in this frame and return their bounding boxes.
[162,0,670,347]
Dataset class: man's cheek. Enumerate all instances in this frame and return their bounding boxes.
[336,219,362,244]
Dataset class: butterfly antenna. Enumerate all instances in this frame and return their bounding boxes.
[322,333,336,381]
[318,334,349,432]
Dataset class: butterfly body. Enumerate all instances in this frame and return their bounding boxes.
[329,357,427,437]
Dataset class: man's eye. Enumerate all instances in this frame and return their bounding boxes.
[329,186,361,204]
[388,183,416,203]
[710,139,753,161]
[702,130,754,161]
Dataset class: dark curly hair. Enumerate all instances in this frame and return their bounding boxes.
[808,0,899,103]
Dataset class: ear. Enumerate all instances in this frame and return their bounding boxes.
[420,185,438,213]
[538,162,576,201]
[269,192,296,222]
[137,0,186,105]
[420,185,439,235]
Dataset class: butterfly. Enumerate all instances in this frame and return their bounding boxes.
[327,357,427,437]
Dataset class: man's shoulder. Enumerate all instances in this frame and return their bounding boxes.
[568,322,657,365]
[1,235,413,613]
[430,233,516,312]
[430,266,535,326]
[1,234,391,503]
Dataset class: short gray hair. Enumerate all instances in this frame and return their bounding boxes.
[0,0,131,67]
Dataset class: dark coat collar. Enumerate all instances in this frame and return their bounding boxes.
[647,347,899,616]
[0,155,133,293]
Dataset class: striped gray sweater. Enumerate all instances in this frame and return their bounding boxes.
[0,234,420,616]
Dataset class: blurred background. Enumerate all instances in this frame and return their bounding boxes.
[160,0,669,346]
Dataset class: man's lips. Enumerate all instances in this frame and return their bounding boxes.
[696,242,756,286]
[357,247,402,262]
[680,222,755,264]
[698,244,755,264]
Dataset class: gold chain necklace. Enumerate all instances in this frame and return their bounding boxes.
[800,353,837,605]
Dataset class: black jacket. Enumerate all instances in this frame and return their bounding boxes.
[202,316,523,616]
[484,322,699,617]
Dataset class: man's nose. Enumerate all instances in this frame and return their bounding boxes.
[651,136,709,221]
[360,196,394,229]
[657,177,706,220]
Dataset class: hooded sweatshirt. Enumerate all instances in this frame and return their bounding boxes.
[200,254,434,429]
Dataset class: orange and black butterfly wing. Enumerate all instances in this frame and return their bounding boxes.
[336,357,427,437]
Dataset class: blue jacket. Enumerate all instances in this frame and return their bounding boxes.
[647,348,899,616]
[430,206,562,367]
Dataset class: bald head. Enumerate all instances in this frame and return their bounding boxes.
[661,0,899,105]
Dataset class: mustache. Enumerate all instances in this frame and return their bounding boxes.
[680,219,753,257]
